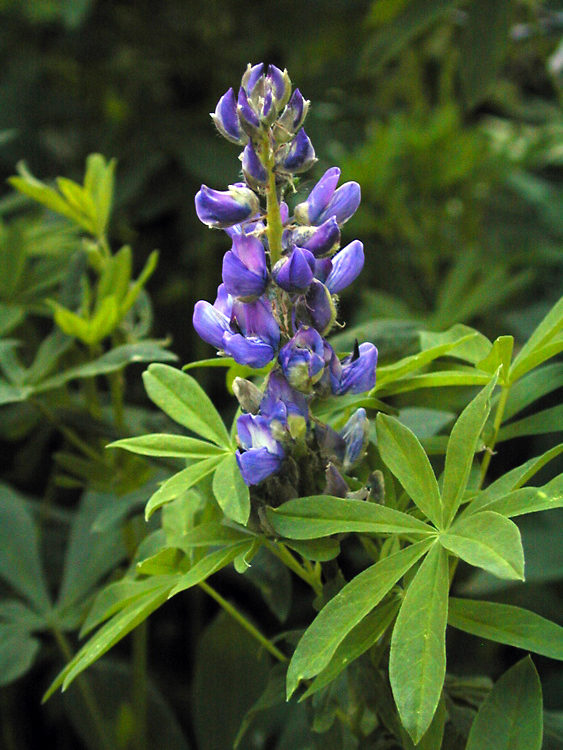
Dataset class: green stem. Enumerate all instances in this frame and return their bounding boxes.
[265,540,324,597]
[132,621,148,750]
[264,145,284,267]
[199,581,287,662]
[478,383,511,489]
[51,627,114,750]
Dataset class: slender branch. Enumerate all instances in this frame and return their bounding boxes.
[478,383,511,489]
[265,540,324,597]
[199,581,287,662]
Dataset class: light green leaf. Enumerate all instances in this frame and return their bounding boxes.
[144,455,224,519]
[510,295,563,376]
[173,521,252,551]
[463,474,563,519]
[390,542,449,744]
[97,245,132,303]
[498,404,563,442]
[143,364,231,448]
[120,250,159,316]
[502,362,563,421]
[286,538,434,699]
[465,657,543,750]
[376,414,442,529]
[0,484,51,612]
[266,495,436,539]
[44,579,176,699]
[378,369,492,396]
[448,598,563,660]
[419,324,492,364]
[509,337,563,383]
[0,379,32,405]
[477,336,514,380]
[0,624,41,687]
[49,295,119,346]
[168,542,252,598]
[440,512,524,580]
[441,374,498,528]
[108,434,227,459]
[84,153,116,237]
[301,597,400,699]
[212,453,251,525]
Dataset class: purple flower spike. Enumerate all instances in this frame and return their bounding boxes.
[241,142,268,188]
[300,279,336,335]
[277,129,316,174]
[222,235,268,301]
[341,408,369,471]
[236,413,285,486]
[278,326,326,393]
[237,87,261,137]
[272,247,315,293]
[316,181,361,226]
[211,88,248,145]
[192,284,233,349]
[325,240,365,294]
[294,167,341,224]
[332,342,378,395]
[273,88,309,143]
[299,217,341,258]
[195,184,260,229]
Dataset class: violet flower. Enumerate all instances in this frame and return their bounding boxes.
[331,341,378,395]
[195,184,260,229]
[294,167,361,226]
[222,234,268,301]
[236,414,285,486]
[278,326,327,393]
[272,246,315,293]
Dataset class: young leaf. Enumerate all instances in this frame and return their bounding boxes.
[441,374,498,528]
[389,542,449,744]
[376,414,442,529]
[266,495,436,539]
[109,434,227,459]
[440,511,525,580]
[142,364,231,448]
[465,657,543,750]
[144,455,224,519]
[212,452,251,525]
[448,598,563,660]
[286,538,434,699]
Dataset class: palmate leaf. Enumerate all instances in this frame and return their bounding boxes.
[143,364,231,449]
[389,542,449,744]
[286,538,434,699]
[448,598,563,661]
[465,657,543,750]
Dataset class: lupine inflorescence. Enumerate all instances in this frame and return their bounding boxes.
[193,63,378,502]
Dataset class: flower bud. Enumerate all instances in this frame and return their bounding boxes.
[323,462,349,498]
[222,234,268,301]
[297,217,341,258]
[237,87,262,138]
[294,167,361,226]
[272,246,315,293]
[278,326,326,393]
[341,408,369,471]
[272,88,309,143]
[325,240,364,294]
[232,377,263,414]
[195,184,260,229]
[241,141,268,188]
[298,279,336,335]
[211,88,248,145]
[267,65,292,110]
[276,129,317,174]
[316,181,361,226]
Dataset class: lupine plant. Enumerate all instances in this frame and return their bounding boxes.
[1,63,562,749]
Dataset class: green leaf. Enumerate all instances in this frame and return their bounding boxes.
[378,369,492,396]
[477,336,514,381]
[441,374,498,528]
[510,296,563,377]
[389,542,449,744]
[376,414,442,529]
[108,434,227,459]
[0,484,51,612]
[49,295,119,346]
[285,538,434,699]
[440,512,525,580]
[266,495,436,539]
[465,657,543,750]
[497,404,563,442]
[168,542,253,598]
[502,362,563,421]
[509,337,563,383]
[448,598,563,660]
[284,537,341,562]
[97,245,132,303]
[0,624,41,687]
[144,455,225,519]
[419,325,492,365]
[212,452,251,525]
[464,474,563,519]
[173,521,252,551]
[0,379,32,405]
[143,364,231,448]
[120,250,159,316]
[84,153,116,237]
[301,597,400,699]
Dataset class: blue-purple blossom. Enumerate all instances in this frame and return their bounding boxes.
[259,369,310,441]
[294,167,361,226]
[192,283,233,350]
[276,129,316,174]
[236,413,285,485]
[272,246,315,293]
[273,88,309,143]
[331,342,378,395]
[195,184,260,228]
[341,408,369,471]
[211,88,248,145]
[241,142,268,187]
[222,234,268,301]
[293,217,341,258]
[279,326,327,393]
[325,240,365,294]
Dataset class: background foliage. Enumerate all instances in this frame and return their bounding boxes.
[0,0,561,748]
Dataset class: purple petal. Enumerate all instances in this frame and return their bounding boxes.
[267,65,291,108]
[237,87,261,134]
[316,181,361,226]
[336,342,378,395]
[273,88,309,142]
[195,184,260,228]
[236,447,283,485]
[241,142,268,186]
[223,333,276,368]
[300,217,341,257]
[234,298,280,350]
[222,250,267,300]
[213,283,234,316]
[242,63,264,96]
[294,167,340,224]
[237,413,282,454]
[273,247,315,293]
[231,234,267,275]
[211,88,247,145]
[278,129,316,174]
[325,240,364,294]
[341,408,368,470]
[193,300,232,349]
[301,280,335,335]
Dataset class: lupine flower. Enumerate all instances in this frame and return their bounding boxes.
[291,216,341,258]
[222,234,268,301]
[276,129,317,174]
[331,341,378,395]
[273,88,309,143]
[279,326,327,393]
[241,142,268,187]
[294,167,361,226]
[341,408,369,471]
[324,240,365,294]
[236,413,285,486]
[195,184,260,228]
[211,88,248,146]
[272,246,315,293]
[259,369,309,441]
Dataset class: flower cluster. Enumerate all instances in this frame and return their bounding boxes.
[193,64,377,498]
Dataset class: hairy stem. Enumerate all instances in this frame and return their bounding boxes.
[264,144,284,267]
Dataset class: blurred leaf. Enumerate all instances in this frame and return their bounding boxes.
[0,624,41,687]
[390,542,448,744]
[419,325,492,365]
[244,546,292,622]
[502,362,563,421]
[448,598,563,660]
[465,657,542,750]
[143,364,231,448]
[440,511,525,580]
[510,296,563,379]
[397,407,455,439]
[286,538,434,699]
[212,452,251,525]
